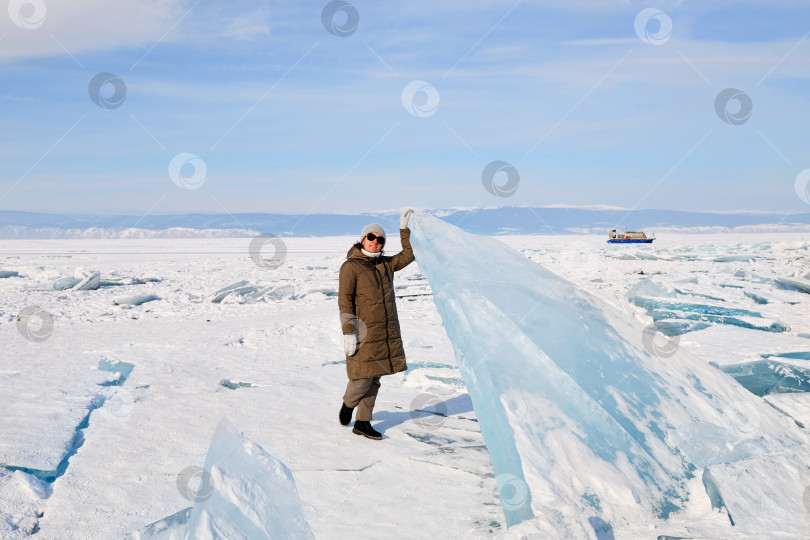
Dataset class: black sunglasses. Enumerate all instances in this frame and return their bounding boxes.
[366,233,385,245]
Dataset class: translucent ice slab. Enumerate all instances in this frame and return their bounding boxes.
[408,211,809,537]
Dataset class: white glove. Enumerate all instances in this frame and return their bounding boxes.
[344,333,358,356]
[400,208,413,229]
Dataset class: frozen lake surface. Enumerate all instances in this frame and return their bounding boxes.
[2,233,810,538]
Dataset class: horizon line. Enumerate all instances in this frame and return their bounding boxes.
[1,206,807,217]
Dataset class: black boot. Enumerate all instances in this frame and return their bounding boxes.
[339,403,354,426]
[352,420,382,440]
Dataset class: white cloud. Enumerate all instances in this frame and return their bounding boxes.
[561,38,640,47]
[222,11,270,41]
[511,37,810,88]
[0,0,187,61]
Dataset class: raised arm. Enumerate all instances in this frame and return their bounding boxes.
[390,228,415,272]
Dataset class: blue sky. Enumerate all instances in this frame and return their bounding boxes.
[1,0,809,216]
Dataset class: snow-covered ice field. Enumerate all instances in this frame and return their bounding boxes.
[2,232,810,539]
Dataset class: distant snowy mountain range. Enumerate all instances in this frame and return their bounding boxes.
[1,207,809,238]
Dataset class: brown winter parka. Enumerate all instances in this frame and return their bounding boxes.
[338,228,415,380]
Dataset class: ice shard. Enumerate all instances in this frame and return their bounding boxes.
[72,268,101,291]
[112,294,160,306]
[183,419,314,539]
[774,276,810,294]
[408,212,810,537]
[209,281,296,304]
[625,278,788,335]
[127,419,314,539]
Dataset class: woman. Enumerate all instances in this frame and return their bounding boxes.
[338,209,414,440]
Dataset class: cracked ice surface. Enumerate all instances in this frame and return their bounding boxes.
[0,357,119,472]
[1,237,502,539]
[3,233,810,539]
[409,211,810,538]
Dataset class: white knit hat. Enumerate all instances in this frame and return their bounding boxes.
[360,223,386,241]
